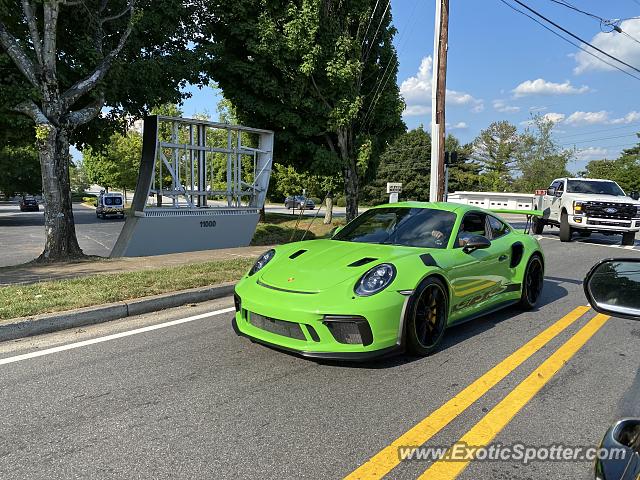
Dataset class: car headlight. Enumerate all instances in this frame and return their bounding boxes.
[573,201,584,214]
[249,249,275,276]
[354,264,396,296]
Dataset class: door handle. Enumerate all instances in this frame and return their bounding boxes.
[498,254,508,262]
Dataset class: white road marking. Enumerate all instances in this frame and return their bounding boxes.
[0,306,235,367]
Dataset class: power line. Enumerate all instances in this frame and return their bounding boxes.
[511,0,640,74]
[557,123,640,140]
[560,132,639,146]
[547,0,604,22]
[498,0,640,82]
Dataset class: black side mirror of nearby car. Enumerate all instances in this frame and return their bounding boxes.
[547,187,556,196]
[584,259,640,320]
[462,235,491,253]
[629,191,639,201]
[584,259,640,480]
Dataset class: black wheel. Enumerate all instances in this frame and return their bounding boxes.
[532,218,545,235]
[406,277,448,356]
[622,231,636,246]
[519,255,544,310]
[559,211,572,242]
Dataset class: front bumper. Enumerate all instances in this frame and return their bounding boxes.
[233,276,409,360]
[568,215,640,232]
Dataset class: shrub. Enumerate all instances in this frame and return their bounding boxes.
[336,196,346,207]
[83,197,97,206]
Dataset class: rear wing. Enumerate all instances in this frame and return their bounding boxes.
[489,209,544,234]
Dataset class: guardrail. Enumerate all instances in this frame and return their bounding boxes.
[447,191,535,211]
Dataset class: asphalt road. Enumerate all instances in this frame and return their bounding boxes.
[0,202,124,267]
[1,200,639,268]
[1,238,639,479]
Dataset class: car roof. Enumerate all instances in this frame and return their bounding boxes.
[369,201,470,214]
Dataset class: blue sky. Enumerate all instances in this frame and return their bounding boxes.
[179,1,640,173]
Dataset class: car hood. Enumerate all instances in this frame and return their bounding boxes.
[259,239,420,292]
[565,193,640,204]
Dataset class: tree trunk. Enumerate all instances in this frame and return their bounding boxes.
[323,193,333,224]
[36,125,84,262]
[344,163,359,222]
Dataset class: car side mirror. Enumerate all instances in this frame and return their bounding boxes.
[584,259,640,320]
[546,187,555,196]
[630,191,639,201]
[462,235,491,253]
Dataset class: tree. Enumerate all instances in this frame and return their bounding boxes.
[69,161,90,194]
[83,128,142,198]
[472,121,520,192]
[199,0,405,222]
[0,144,41,197]
[515,115,572,193]
[360,126,431,205]
[583,133,640,193]
[0,1,201,262]
[360,127,481,204]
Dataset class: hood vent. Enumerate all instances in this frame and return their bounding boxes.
[289,249,307,259]
[348,257,377,267]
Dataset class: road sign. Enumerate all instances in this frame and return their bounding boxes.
[387,182,402,194]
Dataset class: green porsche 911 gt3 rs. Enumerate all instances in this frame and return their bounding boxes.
[232,202,544,360]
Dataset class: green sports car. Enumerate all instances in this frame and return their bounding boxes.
[233,202,545,360]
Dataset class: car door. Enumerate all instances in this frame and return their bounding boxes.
[549,179,564,219]
[446,211,511,322]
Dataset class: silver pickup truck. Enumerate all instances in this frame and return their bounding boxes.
[532,178,640,246]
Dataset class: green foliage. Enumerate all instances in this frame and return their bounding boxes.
[472,121,519,192]
[514,115,572,193]
[270,163,340,201]
[360,127,480,204]
[69,161,91,194]
[583,134,640,192]
[0,144,41,197]
[198,0,405,218]
[83,129,142,192]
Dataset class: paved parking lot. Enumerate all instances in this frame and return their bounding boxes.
[0,202,124,267]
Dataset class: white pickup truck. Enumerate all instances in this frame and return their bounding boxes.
[532,178,640,245]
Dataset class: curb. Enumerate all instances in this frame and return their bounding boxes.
[0,283,235,343]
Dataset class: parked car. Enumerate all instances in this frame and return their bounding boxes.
[285,195,315,210]
[533,178,640,245]
[96,192,125,219]
[583,258,640,479]
[19,195,39,212]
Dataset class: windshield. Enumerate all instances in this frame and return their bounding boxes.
[333,207,457,249]
[566,180,625,196]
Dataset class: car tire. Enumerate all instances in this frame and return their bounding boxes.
[532,218,545,234]
[622,231,636,246]
[518,254,544,310]
[559,211,572,242]
[406,277,448,356]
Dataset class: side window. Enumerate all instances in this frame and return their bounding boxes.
[556,180,565,194]
[487,216,509,240]
[456,212,487,247]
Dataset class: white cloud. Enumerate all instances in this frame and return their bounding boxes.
[565,111,610,126]
[574,19,640,73]
[400,56,484,116]
[610,111,640,124]
[512,78,591,97]
[450,121,468,130]
[493,99,520,113]
[575,147,609,162]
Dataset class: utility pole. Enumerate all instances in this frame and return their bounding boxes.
[429,0,449,202]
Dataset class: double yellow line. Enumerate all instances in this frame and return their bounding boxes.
[345,306,609,480]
